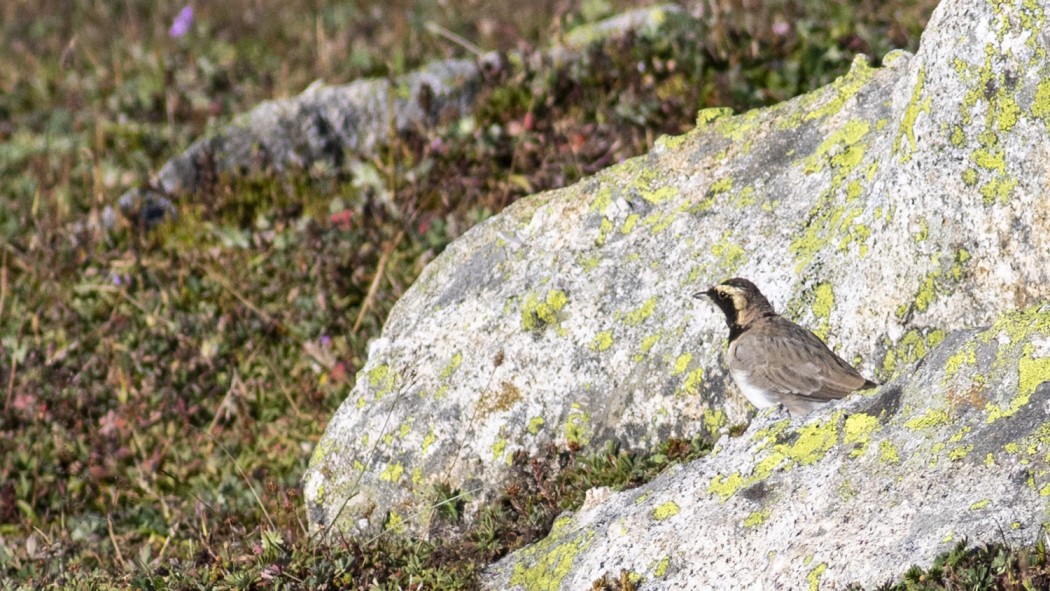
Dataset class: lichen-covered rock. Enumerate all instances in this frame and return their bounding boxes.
[305,0,1050,539]
[483,304,1050,590]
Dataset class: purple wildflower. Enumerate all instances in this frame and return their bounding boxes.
[169,5,194,39]
[320,335,331,348]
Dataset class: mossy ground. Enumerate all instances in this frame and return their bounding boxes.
[5,0,1040,589]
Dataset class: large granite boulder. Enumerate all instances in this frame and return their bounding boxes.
[305,0,1050,549]
[484,304,1050,589]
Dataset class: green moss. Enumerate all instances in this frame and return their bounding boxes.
[893,66,930,162]
[652,500,680,520]
[591,329,614,352]
[970,498,991,510]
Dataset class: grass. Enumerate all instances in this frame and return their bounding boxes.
[9,0,1042,589]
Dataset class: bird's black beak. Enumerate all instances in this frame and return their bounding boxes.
[692,288,714,300]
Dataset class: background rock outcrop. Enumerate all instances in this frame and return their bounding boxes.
[305,0,1050,554]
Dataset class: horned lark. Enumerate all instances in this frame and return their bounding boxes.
[695,278,877,416]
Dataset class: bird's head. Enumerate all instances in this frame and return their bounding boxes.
[693,277,775,330]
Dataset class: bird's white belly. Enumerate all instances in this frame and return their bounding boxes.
[730,368,778,409]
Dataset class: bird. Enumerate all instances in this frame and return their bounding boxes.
[694,277,878,416]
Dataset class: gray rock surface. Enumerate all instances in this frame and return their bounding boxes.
[305,0,1050,560]
[116,5,682,223]
[484,304,1050,589]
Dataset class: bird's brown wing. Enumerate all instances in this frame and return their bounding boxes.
[730,317,870,403]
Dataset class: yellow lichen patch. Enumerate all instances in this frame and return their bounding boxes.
[422,427,437,454]
[520,289,569,333]
[744,508,771,528]
[620,213,640,234]
[564,404,592,446]
[590,186,613,213]
[807,563,828,591]
[986,342,1050,423]
[368,364,398,399]
[805,55,876,122]
[509,529,595,591]
[379,462,404,483]
[810,283,835,340]
[624,297,658,326]
[881,328,947,378]
[639,333,661,356]
[970,498,991,510]
[782,416,839,466]
[905,407,952,431]
[385,510,406,534]
[696,107,734,127]
[591,329,614,352]
[653,556,671,578]
[711,232,748,272]
[679,367,704,396]
[703,408,727,434]
[893,66,930,163]
[948,444,974,461]
[596,217,614,246]
[944,342,977,381]
[528,416,546,435]
[440,352,463,380]
[708,472,744,501]
[1033,79,1050,130]
[492,437,507,461]
[652,500,680,520]
[672,353,693,376]
[843,413,881,458]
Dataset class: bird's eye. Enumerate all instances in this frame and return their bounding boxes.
[716,291,727,300]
